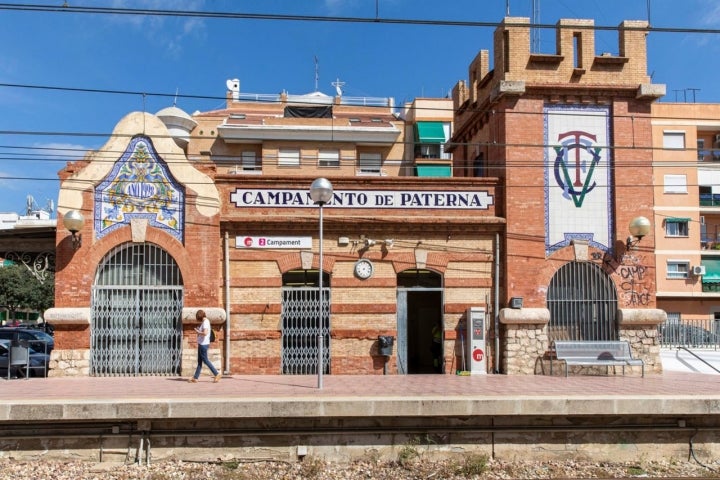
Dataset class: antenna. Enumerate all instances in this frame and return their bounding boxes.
[173,88,179,107]
[314,56,319,91]
[226,79,240,101]
[531,0,540,52]
[332,78,345,97]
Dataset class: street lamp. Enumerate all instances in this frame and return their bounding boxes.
[309,178,333,389]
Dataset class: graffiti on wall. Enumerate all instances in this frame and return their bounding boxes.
[595,251,652,307]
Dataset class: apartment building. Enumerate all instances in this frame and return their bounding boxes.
[651,103,720,332]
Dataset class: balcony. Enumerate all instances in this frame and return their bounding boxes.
[700,193,720,207]
[698,150,720,163]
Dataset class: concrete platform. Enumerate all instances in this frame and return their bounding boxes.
[2,371,720,420]
[2,372,720,463]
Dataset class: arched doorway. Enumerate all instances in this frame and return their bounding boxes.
[397,269,443,374]
[91,243,183,376]
[281,269,330,375]
[547,261,618,342]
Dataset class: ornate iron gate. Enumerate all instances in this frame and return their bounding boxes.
[547,261,618,342]
[281,286,330,375]
[91,243,183,376]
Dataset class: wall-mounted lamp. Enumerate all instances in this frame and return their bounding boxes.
[626,216,651,250]
[63,210,85,250]
[338,236,350,247]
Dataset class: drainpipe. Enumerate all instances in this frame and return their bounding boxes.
[494,232,500,374]
[224,231,231,374]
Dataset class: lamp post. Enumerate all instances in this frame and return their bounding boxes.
[309,178,333,389]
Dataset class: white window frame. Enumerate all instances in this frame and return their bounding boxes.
[663,174,687,194]
[278,148,300,167]
[667,260,690,279]
[318,149,340,168]
[698,138,706,161]
[665,220,689,237]
[662,130,685,150]
[358,152,382,175]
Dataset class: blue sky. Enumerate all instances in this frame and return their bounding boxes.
[0,0,718,215]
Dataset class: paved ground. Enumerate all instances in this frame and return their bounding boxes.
[1,370,719,402]
[661,348,720,374]
[3,350,720,423]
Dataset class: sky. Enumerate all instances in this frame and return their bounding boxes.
[1,0,719,215]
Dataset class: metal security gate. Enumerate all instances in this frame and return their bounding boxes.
[547,261,618,342]
[281,286,330,375]
[91,244,183,376]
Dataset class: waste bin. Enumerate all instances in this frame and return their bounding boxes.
[378,335,394,356]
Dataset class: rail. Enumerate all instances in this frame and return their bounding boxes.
[676,346,720,374]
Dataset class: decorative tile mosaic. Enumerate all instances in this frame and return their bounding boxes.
[94,136,184,243]
[544,106,613,256]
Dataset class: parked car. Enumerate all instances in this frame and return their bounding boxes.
[659,323,720,347]
[0,339,50,378]
[13,322,54,336]
[0,327,54,355]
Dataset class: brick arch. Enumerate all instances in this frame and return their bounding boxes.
[88,225,192,285]
[391,252,449,274]
[536,245,581,304]
[276,252,336,275]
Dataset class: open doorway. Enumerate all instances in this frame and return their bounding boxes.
[396,269,443,374]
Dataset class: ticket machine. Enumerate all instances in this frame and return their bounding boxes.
[466,307,487,374]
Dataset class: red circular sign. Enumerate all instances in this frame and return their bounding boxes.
[472,348,484,362]
[243,237,253,247]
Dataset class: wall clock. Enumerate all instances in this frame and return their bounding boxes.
[354,259,374,279]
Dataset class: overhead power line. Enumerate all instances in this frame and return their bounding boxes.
[1,2,720,34]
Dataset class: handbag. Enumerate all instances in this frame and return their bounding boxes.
[210,328,216,343]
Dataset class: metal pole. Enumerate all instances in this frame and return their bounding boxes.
[318,203,324,389]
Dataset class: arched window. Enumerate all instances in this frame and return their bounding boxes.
[547,262,618,341]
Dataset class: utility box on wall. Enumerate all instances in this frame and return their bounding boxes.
[466,307,487,374]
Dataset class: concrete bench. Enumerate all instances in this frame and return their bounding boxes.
[552,340,644,377]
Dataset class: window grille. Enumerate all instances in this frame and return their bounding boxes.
[547,261,618,342]
[281,270,330,374]
[91,243,183,376]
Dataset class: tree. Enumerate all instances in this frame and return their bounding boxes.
[0,264,54,321]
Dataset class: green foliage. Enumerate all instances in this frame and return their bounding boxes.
[453,453,490,476]
[396,444,420,467]
[0,265,54,319]
[627,465,647,476]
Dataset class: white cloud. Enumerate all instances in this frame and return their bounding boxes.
[105,0,208,55]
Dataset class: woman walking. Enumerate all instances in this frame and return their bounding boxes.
[189,309,221,383]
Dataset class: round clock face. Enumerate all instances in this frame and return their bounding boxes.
[354,259,374,279]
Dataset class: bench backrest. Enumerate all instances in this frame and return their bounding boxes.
[553,340,633,360]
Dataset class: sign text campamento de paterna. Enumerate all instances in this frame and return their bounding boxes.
[230,189,493,209]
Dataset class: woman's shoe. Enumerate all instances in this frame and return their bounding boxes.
[188,377,198,383]
[213,373,222,383]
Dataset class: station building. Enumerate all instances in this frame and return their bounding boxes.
[47,17,667,377]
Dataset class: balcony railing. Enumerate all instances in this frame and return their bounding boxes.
[698,150,720,162]
[700,193,720,207]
